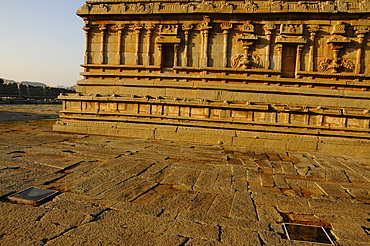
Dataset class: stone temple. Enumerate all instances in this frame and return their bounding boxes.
[54,0,370,156]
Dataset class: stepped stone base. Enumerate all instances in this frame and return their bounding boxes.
[54,119,370,156]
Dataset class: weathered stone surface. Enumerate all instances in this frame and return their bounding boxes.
[54,0,370,157]
[1,106,370,244]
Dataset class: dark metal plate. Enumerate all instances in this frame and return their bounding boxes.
[283,223,334,245]
[7,187,58,205]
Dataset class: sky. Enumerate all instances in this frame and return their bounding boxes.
[0,0,88,87]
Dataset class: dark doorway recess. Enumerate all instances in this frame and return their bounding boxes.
[281,45,297,78]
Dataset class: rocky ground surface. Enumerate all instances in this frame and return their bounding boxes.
[0,104,369,245]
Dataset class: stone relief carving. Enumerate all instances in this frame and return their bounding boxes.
[114,3,127,13]
[241,21,255,33]
[280,24,303,35]
[320,1,336,12]
[97,4,109,13]
[244,1,259,12]
[182,24,194,31]
[76,1,366,15]
[197,1,215,11]
[318,58,355,73]
[360,0,370,11]
[160,25,178,35]
[220,22,232,31]
[293,1,309,11]
[272,2,284,11]
[231,54,262,69]
[219,2,234,12]
[332,22,346,34]
[336,0,349,12]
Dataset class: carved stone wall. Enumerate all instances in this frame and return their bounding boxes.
[54,0,370,156]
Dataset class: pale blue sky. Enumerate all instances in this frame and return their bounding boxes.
[0,0,87,87]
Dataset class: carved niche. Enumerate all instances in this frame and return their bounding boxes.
[231,21,262,69]
[276,24,307,44]
[318,22,353,73]
[156,25,181,44]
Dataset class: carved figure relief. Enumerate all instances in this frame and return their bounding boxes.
[114,3,127,13]
[332,22,346,34]
[318,58,354,73]
[320,1,336,12]
[98,4,109,13]
[281,24,303,35]
[360,0,370,11]
[336,0,349,12]
[231,54,262,69]
[241,21,255,33]
[244,1,258,12]
[160,25,178,35]
[219,2,233,12]
[272,2,283,11]
[293,1,308,11]
[197,1,215,11]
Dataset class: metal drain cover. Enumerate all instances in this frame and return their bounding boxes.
[7,187,58,205]
[283,223,334,245]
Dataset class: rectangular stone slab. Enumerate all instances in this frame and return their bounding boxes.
[7,187,58,205]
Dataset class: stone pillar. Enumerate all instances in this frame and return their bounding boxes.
[221,23,232,68]
[275,44,283,72]
[296,45,304,77]
[115,24,125,65]
[99,24,107,64]
[174,44,179,67]
[203,29,209,67]
[198,23,212,68]
[354,26,368,74]
[83,22,91,64]
[156,44,162,67]
[145,24,155,66]
[308,25,319,72]
[263,23,276,69]
[182,24,193,67]
[133,24,143,65]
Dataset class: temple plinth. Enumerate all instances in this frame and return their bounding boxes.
[54,0,370,156]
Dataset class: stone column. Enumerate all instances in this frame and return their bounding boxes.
[221,23,232,68]
[198,22,212,68]
[203,29,209,67]
[99,24,107,64]
[115,24,125,65]
[296,45,304,77]
[133,24,143,65]
[308,25,319,72]
[263,23,276,69]
[182,24,193,67]
[174,44,179,67]
[145,24,155,66]
[354,26,368,74]
[156,44,162,67]
[83,22,91,64]
[275,44,283,72]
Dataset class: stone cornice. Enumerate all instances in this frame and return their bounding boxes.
[78,0,370,15]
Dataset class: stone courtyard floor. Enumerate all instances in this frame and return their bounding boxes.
[0,104,369,245]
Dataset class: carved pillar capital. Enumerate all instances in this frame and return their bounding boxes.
[145,23,155,35]
[99,24,107,33]
[220,23,232,32]
[182,24,193,32]
[114,24,125,32]
[263,23,276,35]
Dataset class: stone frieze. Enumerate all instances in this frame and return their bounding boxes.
[78,0,369,15]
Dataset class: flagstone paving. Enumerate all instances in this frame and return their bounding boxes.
[0,104,369,245]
